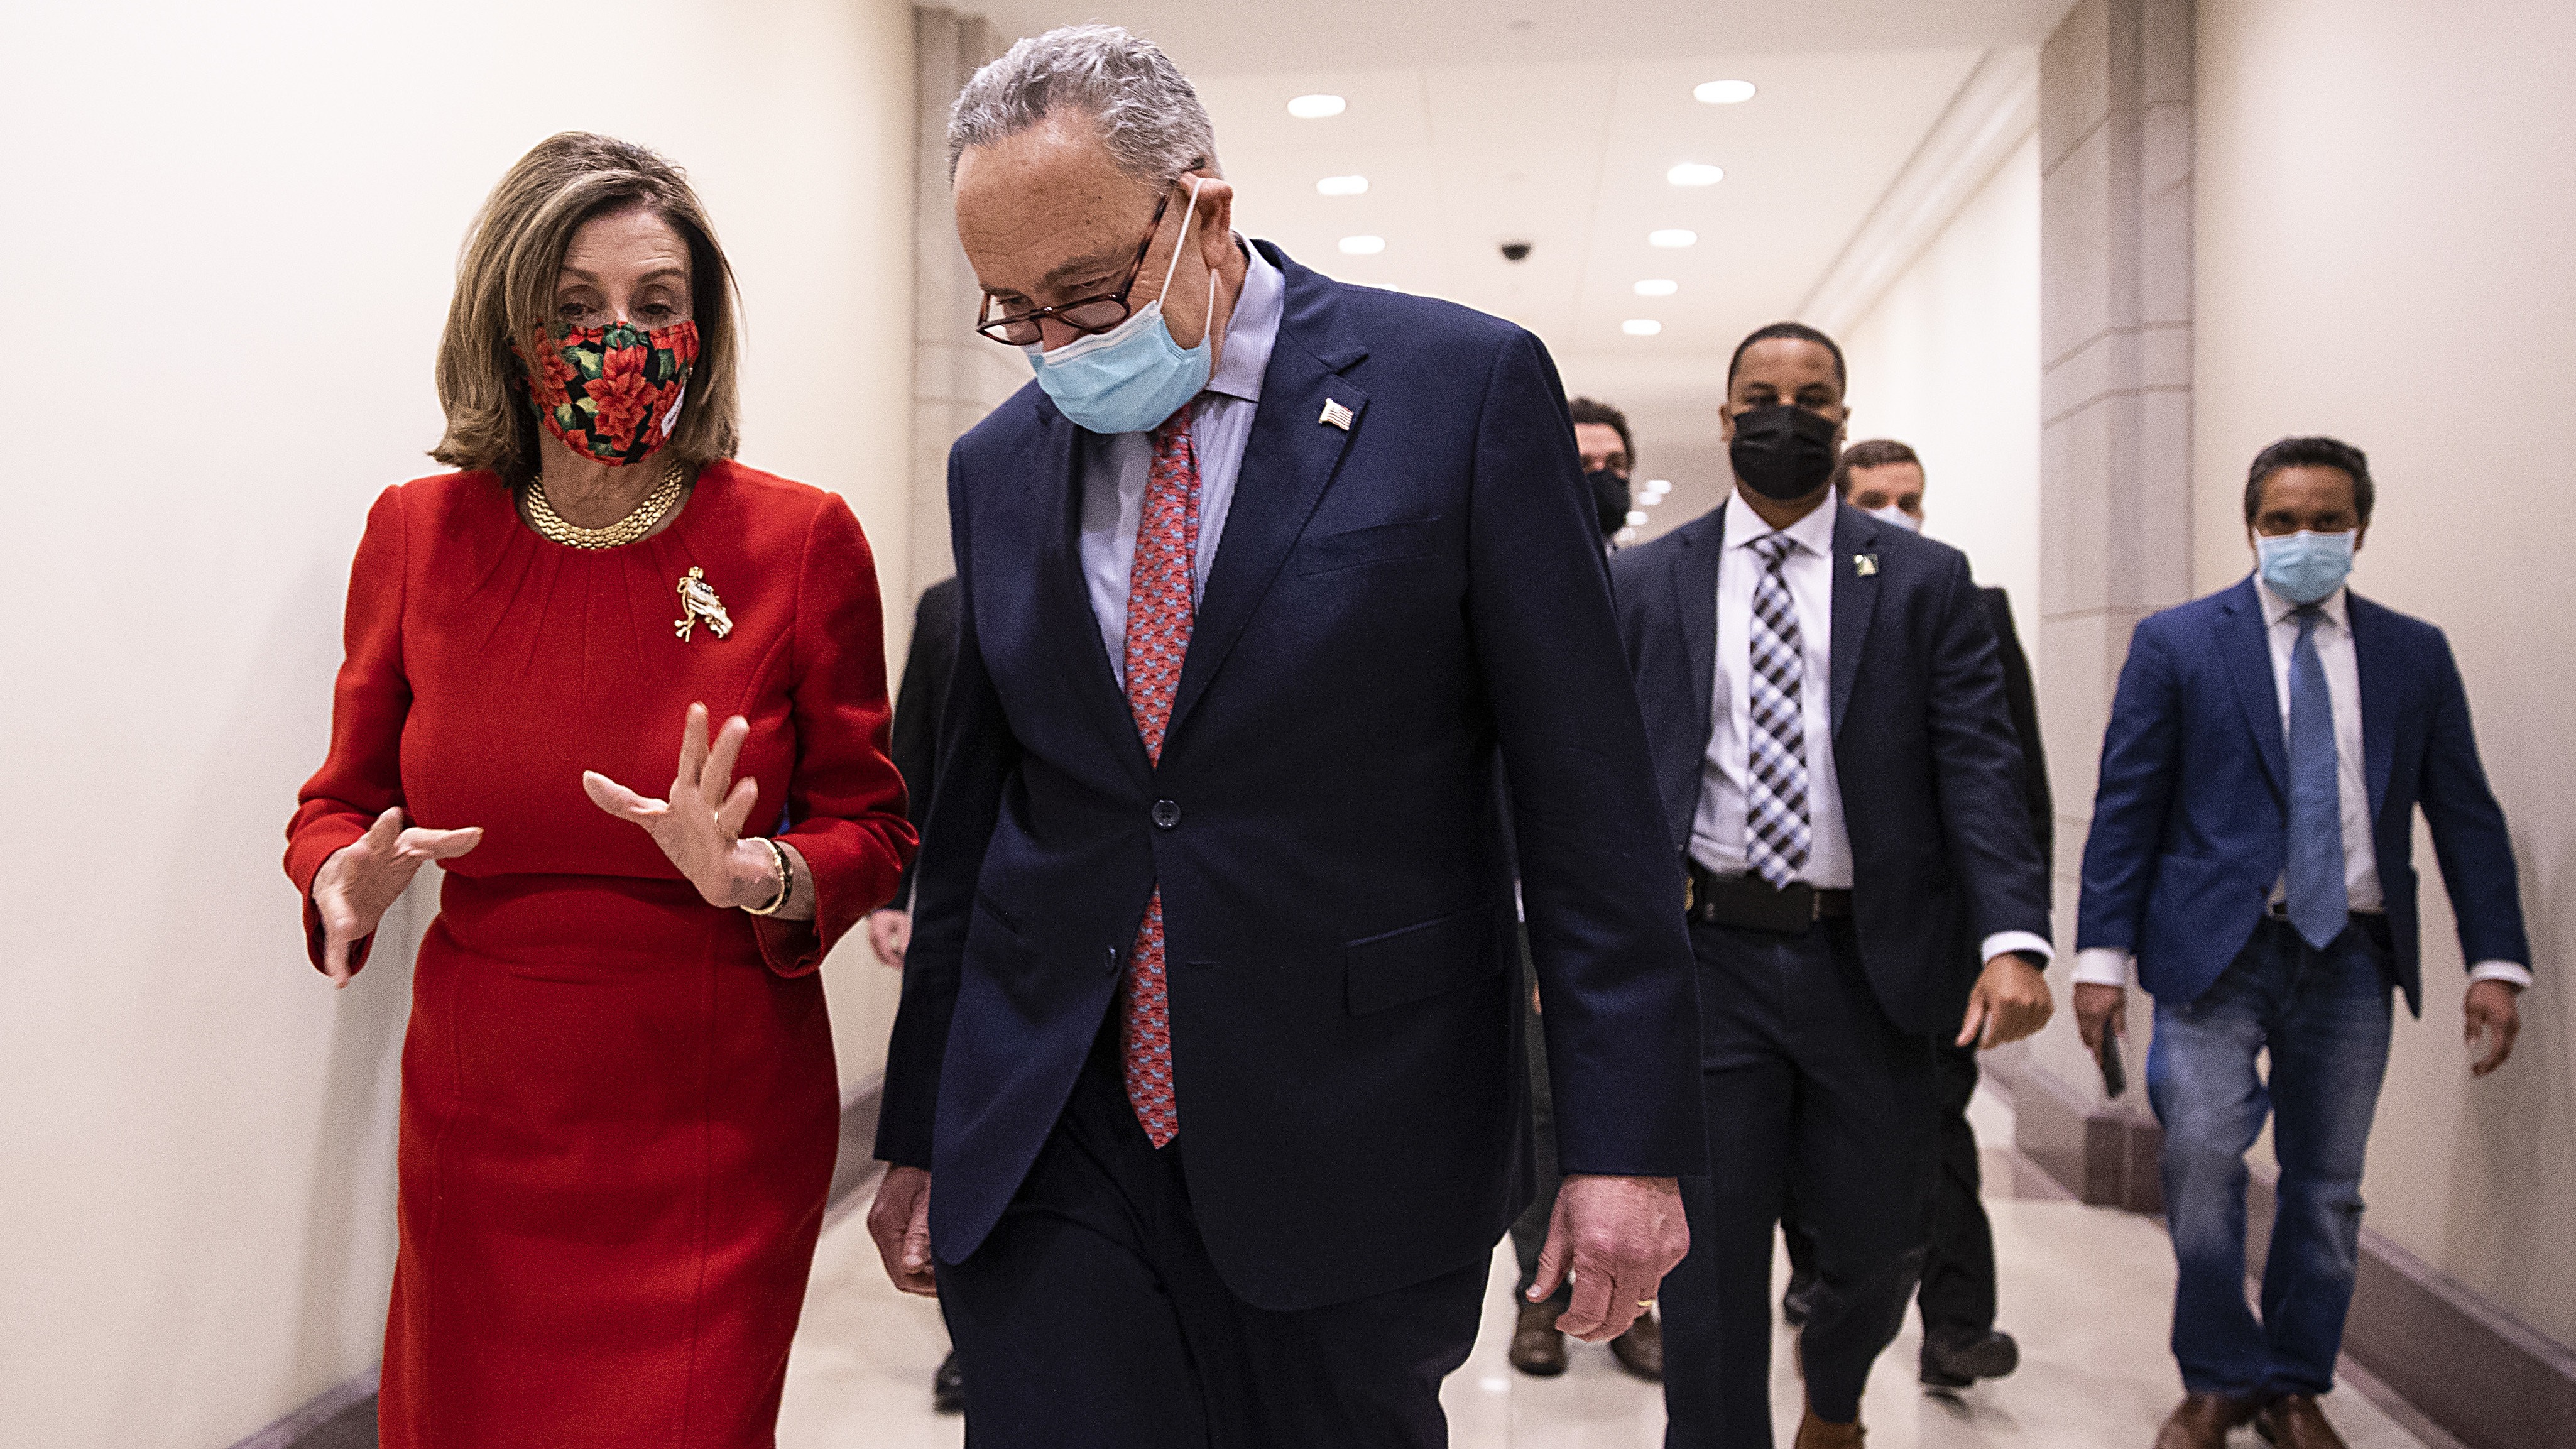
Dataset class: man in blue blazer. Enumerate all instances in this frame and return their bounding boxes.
[1611,324,2056,1449]
[2073,435,2529,1449]
[867,27,1701,1448]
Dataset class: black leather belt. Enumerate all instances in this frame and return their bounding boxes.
[1686,863,1852,935]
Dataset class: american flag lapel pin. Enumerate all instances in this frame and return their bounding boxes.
[1319,398,1355,431]
[1855,554,1879,577]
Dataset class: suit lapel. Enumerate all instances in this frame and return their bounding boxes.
[1828,505,1879,738]
[2218,579,2288,799]
[2349,592,2397,820]
[1166,255,1369,741]
[1030,399,1154,782]
[1670,504,1724,752]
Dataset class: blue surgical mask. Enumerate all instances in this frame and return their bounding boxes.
[1864,504,1922,533]
[1023,178,1217,435]
[2256,529,2356,605]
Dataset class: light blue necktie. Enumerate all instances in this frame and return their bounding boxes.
[2284,606,2349,949]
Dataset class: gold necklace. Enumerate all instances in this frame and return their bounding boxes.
[526,461,688,549]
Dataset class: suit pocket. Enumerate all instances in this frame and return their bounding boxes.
[1294,517,1445,577]
[1345,900,1500,1015]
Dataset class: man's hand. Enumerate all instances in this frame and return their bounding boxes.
[2073,982,2127,1054]
[1957,953,2054,1049]
[1525,1174,1688,1342]
[868,1165,937,1296]
[868,909,912,968]
[2466,980,2521,1077]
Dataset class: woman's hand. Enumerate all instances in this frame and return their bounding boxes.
[584,703,805,915]
[312,807,484,987]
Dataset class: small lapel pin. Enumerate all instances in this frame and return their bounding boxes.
[1319,398,1355,431]
[1854,554,1879,577]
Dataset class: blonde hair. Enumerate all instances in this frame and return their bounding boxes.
[432,132,741,483]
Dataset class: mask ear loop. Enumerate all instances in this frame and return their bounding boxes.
[1158,175,1203,310]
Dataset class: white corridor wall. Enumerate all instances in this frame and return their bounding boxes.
[0,4,919,1444]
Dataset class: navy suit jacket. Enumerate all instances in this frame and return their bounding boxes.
[1608,501,2053,1035]
[2076,578,2528,1014]
[875,243,1704,1312]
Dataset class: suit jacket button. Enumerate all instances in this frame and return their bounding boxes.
[1152,799,1182,829]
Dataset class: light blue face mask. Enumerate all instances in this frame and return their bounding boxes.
[1023,178,1216,435]
[2256,528,2357,605]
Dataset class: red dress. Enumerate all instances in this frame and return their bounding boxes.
[285,461,913,1449]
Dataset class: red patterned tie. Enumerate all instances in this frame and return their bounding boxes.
[1119,407,1200,1147]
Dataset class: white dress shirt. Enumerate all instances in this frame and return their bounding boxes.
[1692,498,2052,968]
[1077,240,1284,687]
[2073,579,2530,989]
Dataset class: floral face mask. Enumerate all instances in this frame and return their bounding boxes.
[515,318,699,466]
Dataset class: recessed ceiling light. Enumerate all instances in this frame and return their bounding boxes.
[1695,79,1757,105]
[1616,525,1639,542]
[1338,234,1386,255]
[1288,94,1346,119]
[1638,493,1662,507]
[1625,510,1650,527]
[1634,278,1679,297]
[1316,174,1369,197]
[1667,163,1725,187]
[1648,229,1698,248]
[1622,319,1663,336]
[1646,478,1673,495]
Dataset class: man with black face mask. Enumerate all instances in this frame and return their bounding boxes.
[1571,396,1635,547]
[1607,323,2055,1449]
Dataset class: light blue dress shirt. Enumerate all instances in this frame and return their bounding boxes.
[1076,239,1285,687]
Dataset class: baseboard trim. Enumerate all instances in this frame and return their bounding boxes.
[224,1369,378,1449]
[2244,1169,2576,1449]
[233,1081,892,1449]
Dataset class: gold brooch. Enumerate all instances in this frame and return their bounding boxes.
[674,566,733,642]
[1854,554,1879,577]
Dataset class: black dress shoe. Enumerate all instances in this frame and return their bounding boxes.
[932,1350,966,1414]
[1919,1326,2019,1389]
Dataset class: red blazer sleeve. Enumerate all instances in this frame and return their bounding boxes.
[283,486,412,975]
[751,493,917,976]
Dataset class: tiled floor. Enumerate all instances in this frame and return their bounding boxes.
[777,1092,2436,1448]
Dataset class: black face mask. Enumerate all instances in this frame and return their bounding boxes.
[1728,403,1840,501]
[1587,468,1630,539]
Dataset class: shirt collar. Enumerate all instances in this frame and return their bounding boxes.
[2254,573,2349,630]
[1723,491,1839,557]
[1204,238,1283,405]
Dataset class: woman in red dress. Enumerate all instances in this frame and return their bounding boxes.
[283,132,914,1449]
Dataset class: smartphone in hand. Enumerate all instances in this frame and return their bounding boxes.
[2097,1017,2128,1098]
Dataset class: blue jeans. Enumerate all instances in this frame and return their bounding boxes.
[2148,915,2394,1399]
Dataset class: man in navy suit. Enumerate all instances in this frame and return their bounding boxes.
[1610,324,2056,1449]
[867,26,1701,1447]
[2073,436,2529,1449]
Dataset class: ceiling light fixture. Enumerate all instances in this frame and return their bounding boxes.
[1316,174,1369,196]
[1648,229,1698,248]
[1694,79,1757,105]
[1646,478,1672,495]
[1667,162,1725,187]
[1338,234,1386,255]
[1622,319,1662,336]
[1625,510,1650,527]
[1287,93,1346,119]
[1634,278,1678,297]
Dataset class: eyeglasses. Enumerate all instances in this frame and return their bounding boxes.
[974,191,1174,347]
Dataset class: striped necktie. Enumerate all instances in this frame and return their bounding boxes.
[1744,532,1811,889]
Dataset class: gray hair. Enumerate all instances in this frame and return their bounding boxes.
[947,24,1220,185]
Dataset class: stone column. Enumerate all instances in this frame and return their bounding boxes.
[2011,0,2195,1210]
[908,7,1029,608]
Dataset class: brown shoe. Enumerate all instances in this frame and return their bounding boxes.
[2155,1392,2262,1449]
[1507,1300,1567,1377]
[1608,1311,1662,1382]
[1792,1407,1865,1448]
[2256,1395,2349,1449]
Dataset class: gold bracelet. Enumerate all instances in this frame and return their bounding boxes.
[743,838,792,916]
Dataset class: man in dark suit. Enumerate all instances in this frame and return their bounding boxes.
[868,26,1702,1448]
[1777,439,2049,1393]
[2073,436,2529,1449]
[1610,325,2056,1449]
